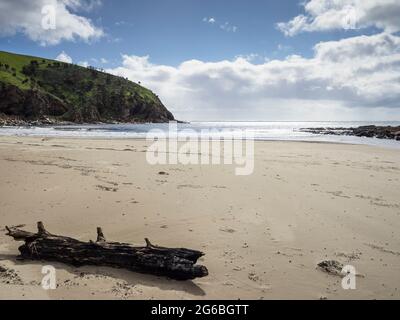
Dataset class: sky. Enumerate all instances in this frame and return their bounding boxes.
[0,0,400,121]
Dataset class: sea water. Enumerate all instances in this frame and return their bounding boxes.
[0,121,399,149]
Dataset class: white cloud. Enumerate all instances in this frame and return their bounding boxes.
[220,22,238,33]
[78,60,89,67]
[100,58,108,64]
[203,17,238,33]
[277,0,400,36]
[55,51,72,63]
[115,20,133,27]
[234,53,264,63]
[203,17,216,24]
[106,32,400,120]
[63,0,102,11]
[277,44,291,51]
[0,0,103,45]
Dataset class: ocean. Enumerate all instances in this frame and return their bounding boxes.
[0,121,399,149]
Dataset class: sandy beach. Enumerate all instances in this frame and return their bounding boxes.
[0,136,399,300]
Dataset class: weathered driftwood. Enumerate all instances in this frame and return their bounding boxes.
[5,222,208,280]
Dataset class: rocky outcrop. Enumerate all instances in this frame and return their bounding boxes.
[300,125,400,141]
[0,82,174,126]
[317,260,344,276]
[0,84,68,119]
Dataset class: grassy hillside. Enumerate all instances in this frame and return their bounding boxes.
[0,51,36,89]
[0,51,174,123]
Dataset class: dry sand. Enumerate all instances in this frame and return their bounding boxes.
[0,136,399,300]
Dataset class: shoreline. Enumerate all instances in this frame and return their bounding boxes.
[0,134,364,145]
[1,134,398,151]
[1,122,400,151]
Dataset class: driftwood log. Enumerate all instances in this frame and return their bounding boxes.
[5,222,208,280]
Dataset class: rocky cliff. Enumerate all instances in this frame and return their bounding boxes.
[0,51,174,125]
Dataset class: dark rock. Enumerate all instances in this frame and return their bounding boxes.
[300,126,400,141]
[317,260,344,276]
[0,264,23,285]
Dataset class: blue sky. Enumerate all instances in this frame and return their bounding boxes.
[1,0,370,66]
[1,0,400,121]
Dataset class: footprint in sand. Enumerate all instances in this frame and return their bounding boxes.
[365,243,400,256]
[335,250,362,262]
[327,191,351,199]
[233,266,244,271]
[248,272,260,282]
[177,184,203,189]
[96,185,118,192]
[219,227,236,233]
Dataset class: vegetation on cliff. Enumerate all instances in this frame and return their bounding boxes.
[0,51,174,124]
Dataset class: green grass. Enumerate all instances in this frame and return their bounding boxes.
[0,51,52,70]
[0,51,53,89]
[0,50,160,102]
[0,50,158,98]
